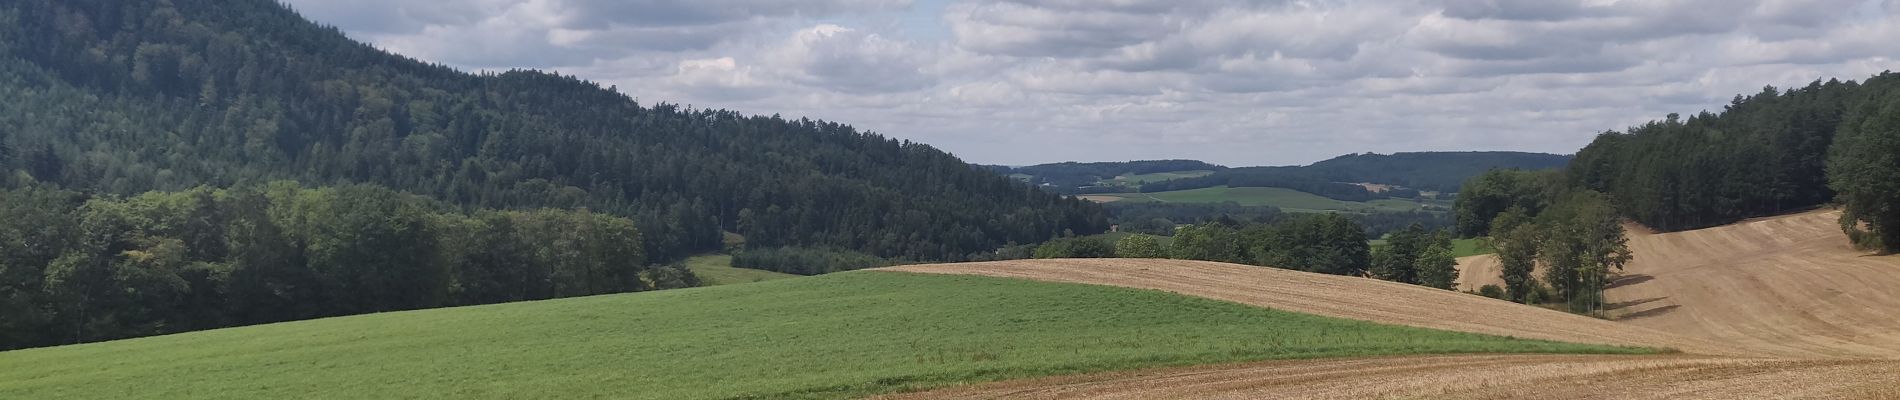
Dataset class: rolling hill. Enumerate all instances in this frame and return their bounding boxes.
[0,0,1106,266]
[0,271,1633,399]
[887,209,1900,398]
[1460,209,1900,358]
[998,152,1567,196]
[1083,186,1451,213]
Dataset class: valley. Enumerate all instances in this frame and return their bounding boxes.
[3,1,1900,399]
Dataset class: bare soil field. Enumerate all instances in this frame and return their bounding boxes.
[879,354,1900,400]
[885,212,1900,398]
[1458,209,1900,358]
[887,259,1731,355]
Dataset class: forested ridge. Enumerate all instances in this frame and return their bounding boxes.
[1553,72,1900,245]
[0,183,699,350]
[0,0,1107,266]
[1449,71,1900,313]
[995,152,1567,198]
[1138,152,1570,197]
[1567,78,1858,232]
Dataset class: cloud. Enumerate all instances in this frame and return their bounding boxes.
[292,0,1900,166]
[772,25,939,94]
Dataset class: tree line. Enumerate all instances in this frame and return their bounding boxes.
[0,182,695,351]
[730,247,897,275]
[1026,214,1462,290]
[1104,202,1451,241]
[1555,71,1900,252]
[0,0,1107,267]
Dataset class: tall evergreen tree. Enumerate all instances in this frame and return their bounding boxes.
[1827,72,1900,252]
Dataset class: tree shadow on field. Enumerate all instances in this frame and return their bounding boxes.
[1612,305,1680,321]
[1605,296,1668,311]
[1607,274,1654,289]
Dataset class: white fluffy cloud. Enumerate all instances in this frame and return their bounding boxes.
[287,0,1900,166]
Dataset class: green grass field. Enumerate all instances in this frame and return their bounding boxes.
[1099,186,1449,213]
[1451,238,1495,257]
[0,272,1647,399]
[1369,238,1495,257]
[686,254,799,286]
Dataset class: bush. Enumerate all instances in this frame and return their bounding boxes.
[1032,237,1117,259]
[1525,282,1551,305]
[1477,285,1506,300]
[1114,234,1168,258]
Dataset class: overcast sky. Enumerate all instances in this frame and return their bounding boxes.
[283,0,1900,166]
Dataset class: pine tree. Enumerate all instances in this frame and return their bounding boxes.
[1827,72,1900,252]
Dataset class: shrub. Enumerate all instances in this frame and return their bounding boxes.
[1477,285,1506,300]
[1114,234,1168,258]
[1032,237,1117,259]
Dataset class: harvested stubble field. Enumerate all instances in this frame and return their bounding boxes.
[887,211,1900,399]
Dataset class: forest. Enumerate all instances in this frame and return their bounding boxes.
[1451,71,1900,312]
[0,0,1117,350]
[1555,72,1900,251]
[0,0,1107,268]
[0,182,698,350]
[1030,214,1461,290]
[1104,202,1449,239]
[1137,152,1569,197]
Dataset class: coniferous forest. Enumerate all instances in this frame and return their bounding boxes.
[0,0,1106,263]
[1449,72,1900,312]
[0,0,1106,349]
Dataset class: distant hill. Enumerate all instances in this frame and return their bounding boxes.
[990,160,1226,189]
[1000,151,1570,196]
[1301,152,1572,192]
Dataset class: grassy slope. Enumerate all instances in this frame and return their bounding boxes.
[0,272,1644,400]
[686,254,799,286]
[1103,186,1445,213]
[1451,238,1495,257]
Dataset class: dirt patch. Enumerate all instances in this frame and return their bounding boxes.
[879,354,1900,400]
[1074,195,1123,203]
[1346,182,1393,193]
[1458,209,1900,358]
[884,211,1900,397]
[884,259,1731,355]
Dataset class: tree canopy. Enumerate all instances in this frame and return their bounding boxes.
[0,182,685,350]
[0,0,1107,265]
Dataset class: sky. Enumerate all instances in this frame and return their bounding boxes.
[282,0,1900,166]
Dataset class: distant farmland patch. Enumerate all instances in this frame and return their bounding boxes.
[1109,170,1216,185]
[1084,186,1449,213]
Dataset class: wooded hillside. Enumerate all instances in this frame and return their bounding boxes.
[0,0,1107,265]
